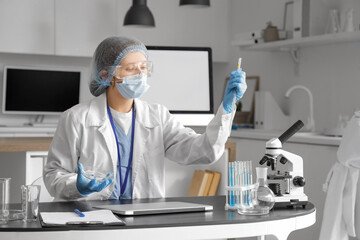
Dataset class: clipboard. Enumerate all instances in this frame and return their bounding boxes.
[40,210,126,227]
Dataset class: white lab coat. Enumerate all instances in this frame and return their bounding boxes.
[320,111,360,240]
[43,93,235,201]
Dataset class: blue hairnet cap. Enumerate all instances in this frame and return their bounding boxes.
[89,36,148,97]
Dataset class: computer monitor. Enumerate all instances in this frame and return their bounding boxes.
[2,66,81,115]
[143,46,214,126]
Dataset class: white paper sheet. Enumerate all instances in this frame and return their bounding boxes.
[40,210,123,225]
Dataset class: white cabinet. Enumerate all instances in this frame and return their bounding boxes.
[165,150,229,197]
[229,136,338,240]
[0,0,54,55]
[0,0,229,61]
[0,151,48,203]
[55,0,117,56]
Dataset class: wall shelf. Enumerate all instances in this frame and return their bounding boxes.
[232,31,360,52]
[232,31,360,67]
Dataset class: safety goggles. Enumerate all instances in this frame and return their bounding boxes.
[114,61,153,78]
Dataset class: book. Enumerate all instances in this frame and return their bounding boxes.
[203,171,214,196]
[188,170,210,197]
[206,170,221,196]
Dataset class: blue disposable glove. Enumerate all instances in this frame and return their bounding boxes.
[223,69,247,114]
[76,163,114,196]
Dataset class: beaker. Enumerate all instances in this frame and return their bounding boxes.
[21,185,41,222]
[0,178,10,224]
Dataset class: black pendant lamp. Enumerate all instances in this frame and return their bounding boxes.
[179,0,210,7]
[123,0,155,27]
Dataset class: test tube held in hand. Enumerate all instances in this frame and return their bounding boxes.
[238,58,242,70]
[233,58,242,105]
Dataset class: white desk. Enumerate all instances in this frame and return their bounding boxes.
[0,196,316,240]
[0,126,55,137]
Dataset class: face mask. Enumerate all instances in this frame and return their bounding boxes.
[115,73,150,99]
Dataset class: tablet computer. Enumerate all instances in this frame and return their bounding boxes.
[93,201,213,216]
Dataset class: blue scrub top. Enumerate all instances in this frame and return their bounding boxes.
[108,121,133,199]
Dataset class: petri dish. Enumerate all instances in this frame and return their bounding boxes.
[83,170,113,182]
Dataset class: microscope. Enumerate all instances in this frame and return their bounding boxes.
[259,120,308,208]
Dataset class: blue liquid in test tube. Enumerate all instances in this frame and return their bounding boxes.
[229,162,235,207]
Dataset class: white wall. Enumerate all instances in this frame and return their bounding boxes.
[116,0,230,62]
[229,0,360,131]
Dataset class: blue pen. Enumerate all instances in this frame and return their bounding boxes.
[74,209,85,217]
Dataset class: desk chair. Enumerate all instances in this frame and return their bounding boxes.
[31,176,54,202]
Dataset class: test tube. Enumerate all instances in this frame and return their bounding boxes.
[234,161,239,206]
[232,57,243,108]
[238,57,242,70]
[228,162,235,207]
[244,161,248,206]
[247,161,251,206]
[240,161,245,207]
[240,161,244,207]
[247,161,254,207]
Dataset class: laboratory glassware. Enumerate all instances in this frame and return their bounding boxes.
[0,178,10,224]
[255,167,275,210]
[325,9,340,34]
[342,8,355,32]
[82,165,114,183]
[21,185,41,222]
[225,161,274,215]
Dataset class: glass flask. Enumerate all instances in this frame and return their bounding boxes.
[255,178,275,211]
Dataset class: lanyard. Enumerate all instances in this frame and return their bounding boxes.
[106,104,135,198]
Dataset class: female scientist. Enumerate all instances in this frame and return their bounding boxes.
[43,36,247,200]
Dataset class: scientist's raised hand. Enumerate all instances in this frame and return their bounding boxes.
[223,69,247,114]
[76,163,114,196]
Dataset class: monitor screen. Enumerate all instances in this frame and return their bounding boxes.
[142,46,214,126]
[2,66,81,115]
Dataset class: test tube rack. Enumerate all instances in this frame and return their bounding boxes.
[225,160,256,211]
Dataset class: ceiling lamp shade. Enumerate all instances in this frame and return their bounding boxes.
[123,0,155,27]
[179,0,210,7]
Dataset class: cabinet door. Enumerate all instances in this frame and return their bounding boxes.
[25,151,48,185]
[55,0,117,57]
[0,151,48,203]
[0,0,55,54]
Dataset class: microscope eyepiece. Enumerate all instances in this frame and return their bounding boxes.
[278,120,304,144]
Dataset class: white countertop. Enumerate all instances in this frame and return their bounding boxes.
[230,129,341,146]
[0,126,56,137]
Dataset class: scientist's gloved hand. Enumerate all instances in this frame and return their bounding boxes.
[76,163,113,196]
[223,69,247,114]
